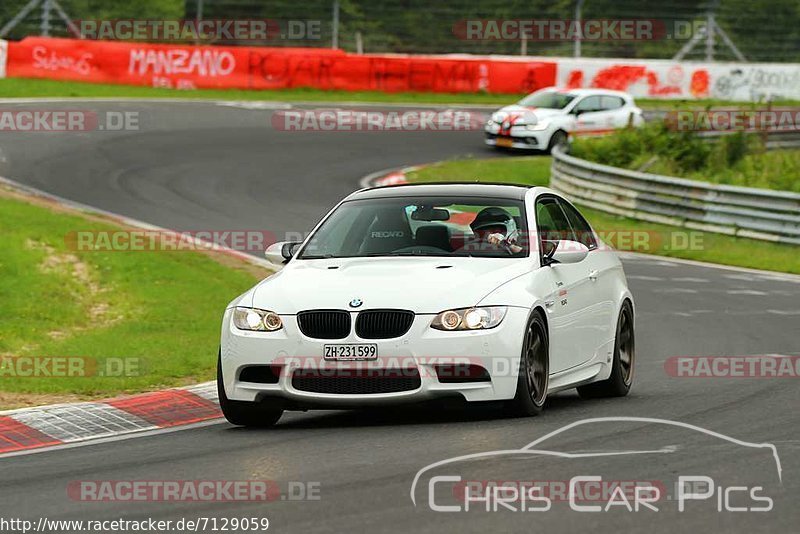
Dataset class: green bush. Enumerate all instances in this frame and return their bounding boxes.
[570,122,800,191]
[571,122,711,174]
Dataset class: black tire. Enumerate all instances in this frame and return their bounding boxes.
[217,352,283,427]
[577,301,635,399]
[547,130,568,153]
[506,311,549,416]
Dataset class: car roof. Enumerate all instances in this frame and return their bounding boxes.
[543,87,633,99]
[349,182,533,201]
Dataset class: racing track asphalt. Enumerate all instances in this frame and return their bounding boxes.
[0,101,798,533]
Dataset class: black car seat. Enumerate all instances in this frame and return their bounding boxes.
[414,225,452,251]
[359,211,413,254]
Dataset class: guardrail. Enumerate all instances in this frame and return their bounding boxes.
[550,141,800,246]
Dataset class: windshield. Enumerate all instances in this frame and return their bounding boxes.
[518,91,576,109]
[299,195,529,259]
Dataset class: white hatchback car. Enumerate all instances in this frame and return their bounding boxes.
[485,87,644,152]
[218,183,635,426]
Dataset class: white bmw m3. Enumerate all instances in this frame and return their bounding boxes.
[218,183,635,426]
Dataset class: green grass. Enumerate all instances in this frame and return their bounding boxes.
[0,78,512,105]
[3,77,800,109]
[0,191,262,405]
[406,156,800,274]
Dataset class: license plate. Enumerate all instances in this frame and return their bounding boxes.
[496,136,514,148]
[324,344,378,361]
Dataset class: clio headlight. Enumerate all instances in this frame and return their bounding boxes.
[232,307,283,332]
[430,307,507,331]
[526,120,550,131]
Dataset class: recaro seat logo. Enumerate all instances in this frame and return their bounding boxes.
[371,231,404,238]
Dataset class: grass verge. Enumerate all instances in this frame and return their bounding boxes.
[0,186,264,409]
[405,156,800,275]
[2,77,799,109]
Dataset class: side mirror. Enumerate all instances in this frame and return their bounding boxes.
[265,241,301,265]
[543,240,589,266]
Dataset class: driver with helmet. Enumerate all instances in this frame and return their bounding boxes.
[462,207,523,254]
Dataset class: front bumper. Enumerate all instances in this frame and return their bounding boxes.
[219,307,530,407]
[484,124,551,150]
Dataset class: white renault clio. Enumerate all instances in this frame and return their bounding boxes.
[218,183,634,426]
[485,87,644,152]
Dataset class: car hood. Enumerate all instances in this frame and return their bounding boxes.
[491,105,564,124]
[250,256,534,314]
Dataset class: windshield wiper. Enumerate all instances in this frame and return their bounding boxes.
[362,252,416,257]
[361,252,451,258]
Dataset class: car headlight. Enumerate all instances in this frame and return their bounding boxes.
[526,121,550,131]
[430,306,507,331]
[232,307,283,332]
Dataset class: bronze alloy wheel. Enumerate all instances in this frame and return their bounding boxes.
[524,319,549,407]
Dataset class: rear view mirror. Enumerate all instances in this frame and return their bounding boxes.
[411,207,450,222]
[543,240,588,265]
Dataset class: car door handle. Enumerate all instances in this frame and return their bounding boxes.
[588,269,599,282]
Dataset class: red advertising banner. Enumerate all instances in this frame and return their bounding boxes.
[6,37,556,94]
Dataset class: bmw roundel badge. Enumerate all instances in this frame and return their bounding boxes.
[349,298,363,308]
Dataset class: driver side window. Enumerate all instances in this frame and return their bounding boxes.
[573,95,602,114]
[558,199,598,250]
[535,197,577,248]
